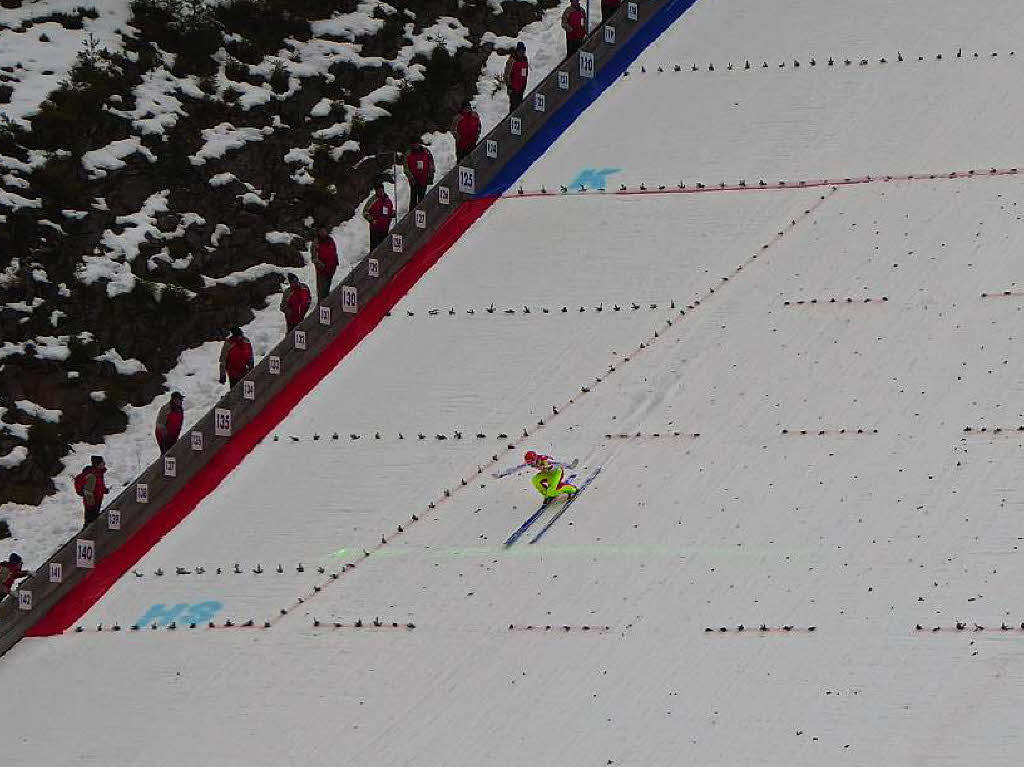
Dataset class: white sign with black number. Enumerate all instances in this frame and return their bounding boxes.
[18,590,31,611]
[415,209,426,229]
[458,166,475,194]
[243,379,255,400]
[486,139,498,159]
[510,116,522,136]
[627,1,638,20]
[191,430,203,452]
[214,408,231,437]
[269,355,280,375]
[164,455,177,477]
[604,25,616,44]
[392,233,403,253]
[294,329,306,350]
[534,93,546,112]
[438,185,450,205]
[108,508,122,530]
[49,562,62,583]
[136,484,149,504]
[76,539,96,569]
[369,258,380,278]
[319,305,331,326]
[558,70,570,90]
[580,52,595,79]
[342,285,358,314]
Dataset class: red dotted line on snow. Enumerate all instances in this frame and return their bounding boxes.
[781,428,878,437]
[784,296,889,307]
[501,167,1023,200]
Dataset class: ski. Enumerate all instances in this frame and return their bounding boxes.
[503,502,551,547]
[502,473,577,547]
[528,466,602,544]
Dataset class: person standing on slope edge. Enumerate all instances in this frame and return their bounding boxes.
[504,42,529,112]
[562,0,588,57]
[280,272,312,331]
[75,455,108,528]
[524,450,577,504]
[404,140,435,208]
[363,181,395,252]
[451,101,481,161]
[311,224,338,302]
[154,391,184,454]
[1,553,30,600]
[219,327,254,388]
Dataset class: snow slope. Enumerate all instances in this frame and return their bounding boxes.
[7,1,1024,765]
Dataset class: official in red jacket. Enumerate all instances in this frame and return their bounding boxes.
[219,327,254,388]
[75,455,108,527]
[404,141,435,207]
[451,102,481,161]
[503,42,529,112]
[602,0,623,22]
[312,225,338,301]
[0,553,29,599]
[280,272,312,331]
[154,391,184,454]
[562,0,587,57]
[363,181,395,252]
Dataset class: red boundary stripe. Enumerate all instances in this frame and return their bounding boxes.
[28,197,496,636]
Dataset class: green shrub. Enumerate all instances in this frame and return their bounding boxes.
[29,156,87,210]
[269,61,289,94]
[0,519,10,540]
[224,58,250,83]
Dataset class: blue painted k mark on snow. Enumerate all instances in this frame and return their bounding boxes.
[568,168,621,189]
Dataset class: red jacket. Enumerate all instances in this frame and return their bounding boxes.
[282,282,311,326]
[314,239,338,274]
[225,337,254,380]
[155,401,184,444]
[453,110,481,152]
[405,148,435,186]
[563,6,586,40]
[79,466,107,509]
[505,53,529,94]
[0,562,25,595]
[364,193,395,233]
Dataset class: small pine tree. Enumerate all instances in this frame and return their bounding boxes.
[0,519,11,540]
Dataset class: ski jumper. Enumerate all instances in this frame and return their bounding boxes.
[526,453,577,500]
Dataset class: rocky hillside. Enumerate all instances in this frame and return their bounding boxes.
[0,0,563,512]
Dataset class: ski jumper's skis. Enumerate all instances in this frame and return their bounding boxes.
[529,467,602,544]
[502,472,577,547]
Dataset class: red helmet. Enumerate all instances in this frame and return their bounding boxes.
[524,450,538,464]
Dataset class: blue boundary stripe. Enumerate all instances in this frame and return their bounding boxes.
[479,0,700,197]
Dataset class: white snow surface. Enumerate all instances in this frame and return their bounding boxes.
[81,136,157,179]
[0,445,28,469]
[14,399,61,424]
[16,2,1024,765]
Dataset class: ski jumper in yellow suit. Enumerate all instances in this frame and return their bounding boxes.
[524,451,577,500]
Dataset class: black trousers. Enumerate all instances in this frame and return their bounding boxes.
[508,88,524,112]
[84,504,100,528]
[369,228,388,252]
[316,267,335,301]
[566,36,583,58]
[410,183,427,208]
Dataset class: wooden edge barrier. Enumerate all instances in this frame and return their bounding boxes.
[0,0,669,657]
